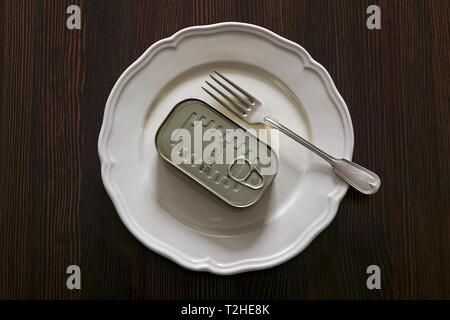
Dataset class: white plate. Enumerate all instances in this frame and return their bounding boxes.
[98,22,354,274]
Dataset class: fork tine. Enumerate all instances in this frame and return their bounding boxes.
[213,70,255,103]
[201,86,244,116]
[205,80,248,114]
[209,74,251,110]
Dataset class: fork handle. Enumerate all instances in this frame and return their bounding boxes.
[264,116,381,195]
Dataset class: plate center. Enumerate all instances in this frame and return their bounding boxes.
[142,63,311,236]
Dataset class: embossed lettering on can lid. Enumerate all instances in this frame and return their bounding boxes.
[155,99,279,208]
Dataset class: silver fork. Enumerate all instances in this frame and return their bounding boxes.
[202,71,381,195]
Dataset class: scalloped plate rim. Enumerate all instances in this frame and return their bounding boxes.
[98,22,354,275]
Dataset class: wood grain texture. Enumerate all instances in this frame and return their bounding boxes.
[0,0,449,299]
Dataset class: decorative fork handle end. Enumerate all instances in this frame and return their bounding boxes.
[264,116,381,195]
[332,158,381,194]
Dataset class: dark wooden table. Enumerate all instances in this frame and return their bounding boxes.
[1,0,449,300]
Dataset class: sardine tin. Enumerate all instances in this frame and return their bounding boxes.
[155,99,278,208]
